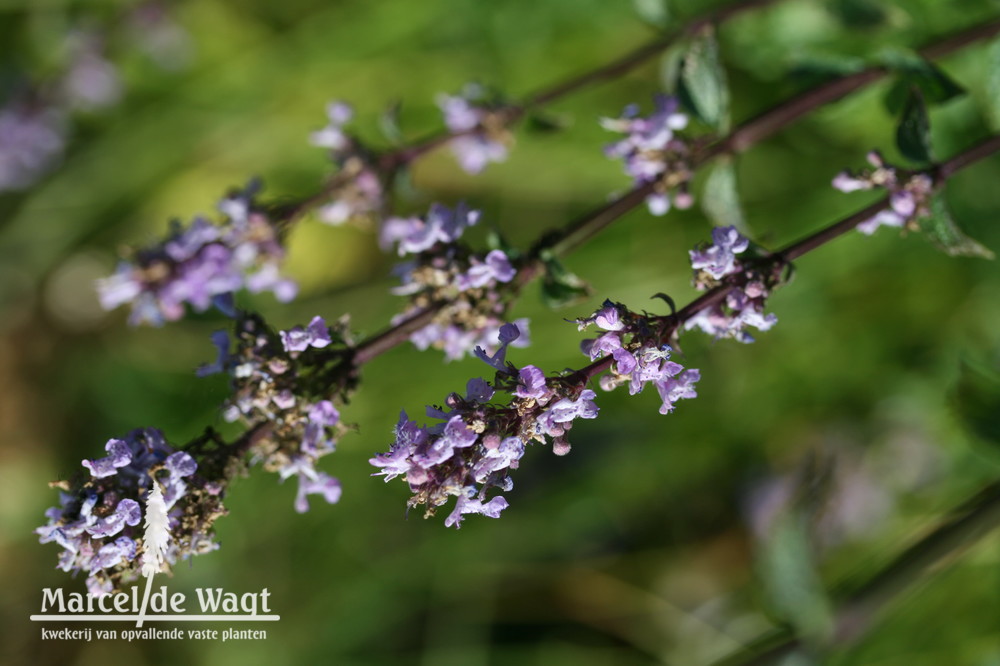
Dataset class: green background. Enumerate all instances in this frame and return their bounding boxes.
[1,0,999,664]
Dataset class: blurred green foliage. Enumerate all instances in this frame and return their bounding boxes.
[1,0,999,664]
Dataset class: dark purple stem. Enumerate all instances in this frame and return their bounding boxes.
[350,24,1000,369]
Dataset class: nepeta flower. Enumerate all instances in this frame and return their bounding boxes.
[0,103,66,192]
[371,323,597,527]
[381,202,481,255]
[686,228,778,343]
[832,150,935,235]
[690,226,750,279]
[203,314,349,513]
[280,316,333,353]
[309,101,385,226]
[37,428,220,595]
[384,203,529,360]
[578,301,701,415]
[97,181,296,326]
[438,84,511,174]
[601,95,694,215]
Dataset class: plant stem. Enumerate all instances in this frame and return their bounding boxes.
[556,16,1000,257]
[568,134,1000,383]
[290,0,788,221]
[710,480,1000,666]
[520,0,785,111]
[350,21,1000,367]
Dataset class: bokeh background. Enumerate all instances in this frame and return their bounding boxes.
[2,0,999,664]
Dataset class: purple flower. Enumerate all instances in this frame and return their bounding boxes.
[310,101,354,154]
[832,154,935,235]
[280,316,332,353]
[438,87,510,174]
[655,369,701,415]
[90,536,136,572]
[690,226,750,279]
[0,103,66,192]
[474,322,523,372]
[412,415,478,469]
[86,499,142,538]
[97,182,296,325]
[472,437,525,483]
[466,378,494,403]
[294,472,342,513]
[513,365,551,401]
[82,439,132,478]
[601,95,692,215]
[381,202,481,255]
[444,494,509,528]
[594,301,625,331]
[308,401,340,427]
[456,250,517,290]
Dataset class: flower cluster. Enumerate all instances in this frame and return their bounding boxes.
[309,101,385,225]
[382,202,530,360]
[0,103,66,192]
[36,428,223,595]
[438,84,512,174]
[577,300,701,414]
[97,181,297,326]
[601,95,695,215]
[832,150,934,234]
[199,314,349,512]
[685,226,778,343]
[370,324,597,527]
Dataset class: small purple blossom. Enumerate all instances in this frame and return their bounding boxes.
[280,316,333,353]
[310,101,354,154]
[97,181,297,326]
[832,151,935,235]
[38,428,221,594]
[82,439,133,478]
[690,226,750,279]
[381,202,481,255]
[0,103,66,192]
[294,472,342,514]
[438,85,510,174]
[601,95,693,215]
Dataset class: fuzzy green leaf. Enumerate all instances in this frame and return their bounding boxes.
[540,255,591,308]
[678,28,729,131]
[895,88,932,164]
[920,194,995,259]
[701,157,747,233]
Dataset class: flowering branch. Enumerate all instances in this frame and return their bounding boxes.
[350,20,1000,368]
[370,134,1000,525]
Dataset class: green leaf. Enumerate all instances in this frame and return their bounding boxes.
[952,355,1000,450]
[633,0,671,29]
[526,112,569,134]
[485,229,521,260]
[883,55,965,114]
[919,194,995,259]
[539,255,591,308]
[758,513,834,643]
[788,54,866,89]
[895,88,932,164]
[701,157,747,233]
[827,0,886,28]
[659,44,685,94]
[379,100,404,145]
[987,37,1000,131]
[678,28,729,131]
